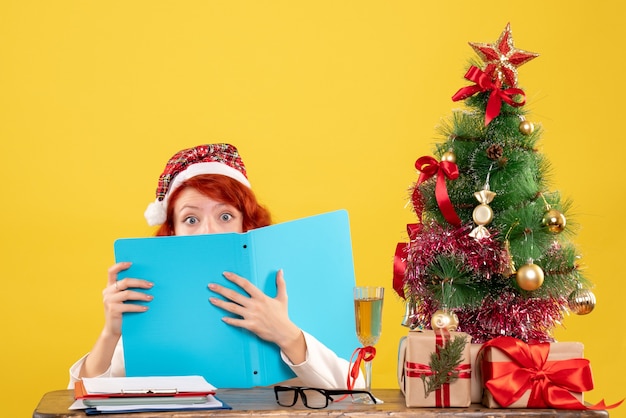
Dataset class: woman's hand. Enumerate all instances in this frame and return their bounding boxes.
[208,270,307,364]
[102,262,154,338]
[79,262,154,378]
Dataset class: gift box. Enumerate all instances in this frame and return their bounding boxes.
[480,336,592,409]
[398,329,472,407]
[470,343,483,404]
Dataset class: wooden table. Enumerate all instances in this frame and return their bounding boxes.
[33,388,609,417]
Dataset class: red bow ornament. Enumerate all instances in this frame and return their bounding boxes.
[415,156,461,227]
[452,66,526,126]
[393,223,422,299]
[480,336,623,410]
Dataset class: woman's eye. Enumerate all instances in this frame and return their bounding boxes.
[220,213,233,222]
[184,216,199,225]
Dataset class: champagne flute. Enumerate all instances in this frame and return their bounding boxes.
[353,286,384,403]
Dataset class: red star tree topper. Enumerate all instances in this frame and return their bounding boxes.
[469,22,539,87]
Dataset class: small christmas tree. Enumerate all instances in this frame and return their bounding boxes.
[394,23,596,343]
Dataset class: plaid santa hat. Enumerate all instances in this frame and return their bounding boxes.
[144,143,251,226]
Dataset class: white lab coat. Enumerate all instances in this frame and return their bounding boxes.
[68,331,363,390]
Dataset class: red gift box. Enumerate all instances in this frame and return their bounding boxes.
[480,336,592,409]
[398,330,471,407]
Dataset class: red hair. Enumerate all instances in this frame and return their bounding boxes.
[155,174,272,236]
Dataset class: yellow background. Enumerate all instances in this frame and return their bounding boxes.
[1,1,624,416]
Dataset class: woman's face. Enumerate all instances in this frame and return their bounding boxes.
[172,187,244,236]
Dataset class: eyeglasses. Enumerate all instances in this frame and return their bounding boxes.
[273,385,377,409]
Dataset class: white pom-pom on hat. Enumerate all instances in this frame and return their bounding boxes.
[144,200,167,227]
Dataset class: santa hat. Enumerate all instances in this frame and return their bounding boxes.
[144,143,251,226]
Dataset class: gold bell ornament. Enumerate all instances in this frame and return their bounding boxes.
[401,299,418,328]
[501,222,520,277]
[542,208,566,233]
[502,239,517,277]
[539,193,566,234]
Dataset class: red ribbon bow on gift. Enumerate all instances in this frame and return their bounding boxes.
[452,66,526,126]
[480,336,623,410]
[415,156,461,227]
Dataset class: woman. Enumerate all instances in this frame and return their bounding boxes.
[68,143,362,390]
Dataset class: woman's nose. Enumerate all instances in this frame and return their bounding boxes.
[199,220,215,235]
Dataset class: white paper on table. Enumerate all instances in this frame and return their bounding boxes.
[96,394,223,411]
[69,395,223,411]
[81,375,216,395]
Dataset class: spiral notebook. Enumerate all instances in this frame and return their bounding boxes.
[114,209,360,388]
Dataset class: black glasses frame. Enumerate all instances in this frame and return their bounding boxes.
[273,385,377,409]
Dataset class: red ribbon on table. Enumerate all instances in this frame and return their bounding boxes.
[480,336,623,410]
[415,156,461,227]
[347,346,376,390]
[452,66,526,126]
[405,330,470,407]
[392,223,422,299]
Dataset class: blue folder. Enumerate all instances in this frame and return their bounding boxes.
[114,209,360,388]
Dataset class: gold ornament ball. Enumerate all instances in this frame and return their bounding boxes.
[568,287,596,315]
[519,120,534,135]
[431,309,459,331]
[441,151,456,163]
[542,209,566,233]
[516,263,544,291]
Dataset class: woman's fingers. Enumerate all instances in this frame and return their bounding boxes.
[113,278,155,292]
[208,272,259,306]
[207,270,298,344]
[107,262,132,287]
[207,295,243,317]
[274,269,287,303]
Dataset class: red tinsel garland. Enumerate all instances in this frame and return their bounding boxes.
[403,222,566,343]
